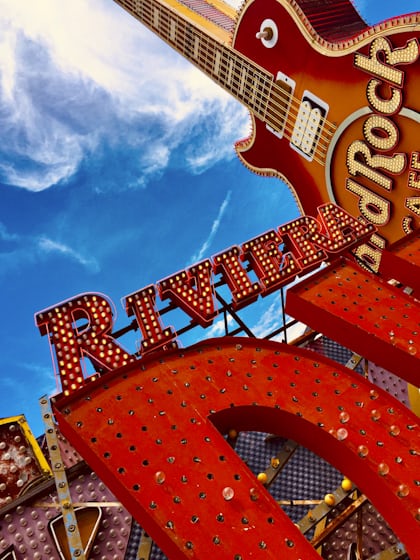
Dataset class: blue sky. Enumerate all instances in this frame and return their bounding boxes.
[0,0,416,436]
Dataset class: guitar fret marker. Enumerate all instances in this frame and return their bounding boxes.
[153,5,159,28]
[239,65,247,96]
[193,35,200,60]
[170,18,176,41]
[248,74,257,108]
[227,58,234,86]
[214,50,221,76]
[266,72,295,138]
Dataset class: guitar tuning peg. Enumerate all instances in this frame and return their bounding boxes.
[256,19,278,48]
[256,29,271,40]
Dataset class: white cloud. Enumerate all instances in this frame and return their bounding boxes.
[20,362,58,396]
[0,222,18,241]
[0,0,248,191]
[251,297,284,338]
[205,314,234,338]
[135,144,171,187]
[191,190,232,262]
[0,220,101,275]
[38,236,100,272]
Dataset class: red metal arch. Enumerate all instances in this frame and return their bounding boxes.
[53,337,420,560]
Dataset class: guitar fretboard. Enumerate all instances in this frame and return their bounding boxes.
[115,0,279,126]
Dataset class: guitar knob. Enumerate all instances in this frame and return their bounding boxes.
[256,19,278,48]
[256,29,272,40]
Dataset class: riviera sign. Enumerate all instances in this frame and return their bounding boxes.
[35,204,374,396]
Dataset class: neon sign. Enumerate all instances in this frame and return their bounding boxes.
[327,35,420,270]
[35,204,374,395]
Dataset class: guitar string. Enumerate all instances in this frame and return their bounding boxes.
[190,33,335,166]
[205,39,337,164]
[170,6,338,159]
[136,0,336,158]
[134,1,336,166]
[188,32,335,166]
[134,0,298,136]
[173,21,333,166]
[225,57,336,164]
[136,0,336,152]
[140,0,331,155]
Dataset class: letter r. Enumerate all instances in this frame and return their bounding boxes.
[35,293,134,395]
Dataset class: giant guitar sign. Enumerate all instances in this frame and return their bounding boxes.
[114,0,420,269]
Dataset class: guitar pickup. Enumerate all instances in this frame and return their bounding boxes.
[291,91,329,161]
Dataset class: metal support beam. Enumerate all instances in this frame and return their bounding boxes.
[137,532,153,560]
[297,482,357,535]
[367,544,407,559]
[39,396,86,560]
[309,492,366,546]
[261,439,298,487]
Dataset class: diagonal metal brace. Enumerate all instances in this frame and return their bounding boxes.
[39,396,86,560]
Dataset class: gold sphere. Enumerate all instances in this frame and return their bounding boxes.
[324,493,336,506]
[257,472,268,484]
[341,478,352,492]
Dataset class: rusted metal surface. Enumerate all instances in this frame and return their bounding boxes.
[50,337,419,560]
[0,459,133,559]
[0,416,51,510]
[260,439,298,487]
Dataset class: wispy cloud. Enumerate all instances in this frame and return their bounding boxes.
[20,361,58,396]
[204,314,234,339]
[38,236,100,272]
[251,298,284,338]
[0,221,18,241]
[0,0,248,192]
[0,219,101,275]
[191,190,232,262]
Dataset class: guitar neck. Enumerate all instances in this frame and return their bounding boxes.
[114,0,275,123]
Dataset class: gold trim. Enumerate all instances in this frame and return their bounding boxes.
[235,114,305,215]
[206,0,237,20]
[152,0,232,43]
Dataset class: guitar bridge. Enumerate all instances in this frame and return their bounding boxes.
[291,91,329,161]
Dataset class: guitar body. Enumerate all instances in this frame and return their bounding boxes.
[233,0,420,246]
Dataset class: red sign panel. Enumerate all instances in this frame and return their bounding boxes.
[51,338,420,560]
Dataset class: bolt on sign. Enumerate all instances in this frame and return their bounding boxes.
[112,0,420,271]
[35,204,374,396]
